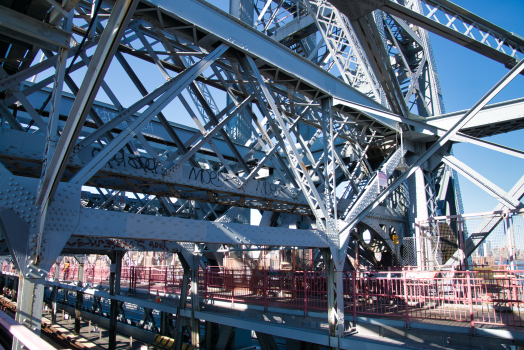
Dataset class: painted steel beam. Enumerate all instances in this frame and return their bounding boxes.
[269,14,316,44]
[0,6,71,52]
[423,97,524,138]
[62,236,186,254]
[69,44,229,186]
[190,310,412,350]
[71,207,327,247]
[440,152,522,209]
[306,1,383,103]
[0,130,310,211]
[36,0,138,209]
[148,0,392,115]
[0,168,327,250]
[338,58,524,259]
[18,86,270,165]
[0,162,81,279]
[0,101,24,131]
[381,0,524,69]
[351,13,408,116]
[334,97,524,160]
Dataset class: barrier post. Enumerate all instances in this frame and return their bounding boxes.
[148,267,151,294]
[403,271,409,328]
[134,267,137,292]
[304,270,307,316]
[164,266,168,291]
[512,274,518,312]
[134,266,137,292]
[467,271,474,335]
[205,268,209,299]
[264,269,268,311]
[231,270,235,307]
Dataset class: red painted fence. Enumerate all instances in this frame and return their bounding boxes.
[4,261,524,332]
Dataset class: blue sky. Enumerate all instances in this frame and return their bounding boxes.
[427,0,524,214]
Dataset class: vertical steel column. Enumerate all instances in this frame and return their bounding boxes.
[160,311,174,337]
[115,255,122,296]
[352,271,356,326]
[409,167,429,265]
[505,212,516,270]
[148,267,151,294]
[54,258,60,281]
[458,217,467,270]
[108,251,123,350]
[323,248,341,349]
[414,218,424,269]
[12,278,44,350]
[175,252,191,350]
[160,311,167,336]
[354,238,360,269]
[335,269,344,338]
[51,285,58,324]
[74,259,85,335]
[191,264,200,348]
[264,268,268,312]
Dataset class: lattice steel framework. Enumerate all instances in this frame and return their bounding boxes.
[0,0,523,348]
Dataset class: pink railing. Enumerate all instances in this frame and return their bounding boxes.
[40,263,524,332]
[1,262,17,274]
[200,268,524,332]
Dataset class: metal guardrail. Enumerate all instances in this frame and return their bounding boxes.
[0,309,56,350]
[13,262,523,334]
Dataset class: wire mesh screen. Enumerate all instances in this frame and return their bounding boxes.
[401,237,417,266]
[434,221,459,264]
[401,236,442,268]
[464,215,506,266]
[415,210,524,269]
[467,212,524,267]
[415,221,448,268]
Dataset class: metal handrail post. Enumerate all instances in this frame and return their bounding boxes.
[304,270,307,316]
[467,271,474,335]
[264,269,268,311]
[403,271,409,328]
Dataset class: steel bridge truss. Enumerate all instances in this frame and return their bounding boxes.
[0,0,523,348]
